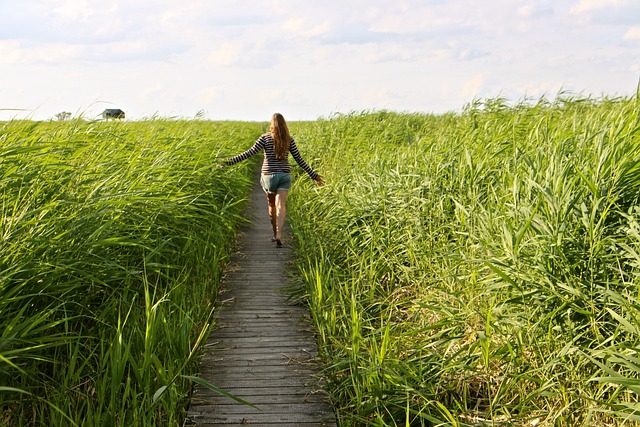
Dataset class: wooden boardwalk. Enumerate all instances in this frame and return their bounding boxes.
[186,180,337,426]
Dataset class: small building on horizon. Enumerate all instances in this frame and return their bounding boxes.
[102,109,125,119]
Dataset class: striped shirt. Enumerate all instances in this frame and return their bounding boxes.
[226,133,318,180]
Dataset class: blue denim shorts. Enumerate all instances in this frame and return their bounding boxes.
[260,173,292,194]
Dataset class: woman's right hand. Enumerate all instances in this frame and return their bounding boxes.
[314,175,325,186]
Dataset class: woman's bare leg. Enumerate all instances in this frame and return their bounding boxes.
[266,192,277,240]
[274,190,288,244]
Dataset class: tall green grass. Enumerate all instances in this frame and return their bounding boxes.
[288,94,640,425]
[0,119,261,425]
[3,98,639,426]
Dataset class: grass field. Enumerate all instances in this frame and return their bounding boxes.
[1,92,640,426]
[0,119,261,425]
[288,94,640,426]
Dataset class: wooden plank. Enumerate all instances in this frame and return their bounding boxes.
[191,424,331,427]
[199,354,320,367]
[212,319,313,328]
[190,416,335,425]
[199,353,318,364]
[188,408,335,424]
[199,365,319,375]
[192,388,328,399]
[215,311,308,318]
[194,378,323,390]
[190,404,334,417]
[186,178,336,426]
[200,347,319,358]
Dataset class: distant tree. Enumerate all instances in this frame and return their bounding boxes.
[55,111,72,121]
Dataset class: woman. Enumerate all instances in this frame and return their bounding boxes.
[225,113,324,247]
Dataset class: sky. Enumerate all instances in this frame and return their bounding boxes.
[1,0,639,121]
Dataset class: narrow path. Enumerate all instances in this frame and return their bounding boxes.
[187,177,337,426]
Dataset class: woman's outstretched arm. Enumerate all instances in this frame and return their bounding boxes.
[225,137,266,165]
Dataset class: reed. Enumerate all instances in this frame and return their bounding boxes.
[288,94,640,425]
[0,118,261,425]
[3,96,640,426]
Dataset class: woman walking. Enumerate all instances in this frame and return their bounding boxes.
[225,113,323,247]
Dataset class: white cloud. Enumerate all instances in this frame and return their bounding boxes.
[259,88,306,109]
[283,18,331,39]
[51,0,93,21]
[361,87,395,107]
[208,40,278,68]
[457,47,490,62]
[0,40,84,64]
[569,0,640,24]
[571,0,630,13]
[0,40,24,64]
[365,47,419,64]
[624,27,640,41]
[0,0,639,121]
[209,43,242,67]
[517,5,554,18]
[432,42,490,62]
[513,81,566,99]
[462,75,487,99]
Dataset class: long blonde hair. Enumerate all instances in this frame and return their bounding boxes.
[270,113,290,160]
